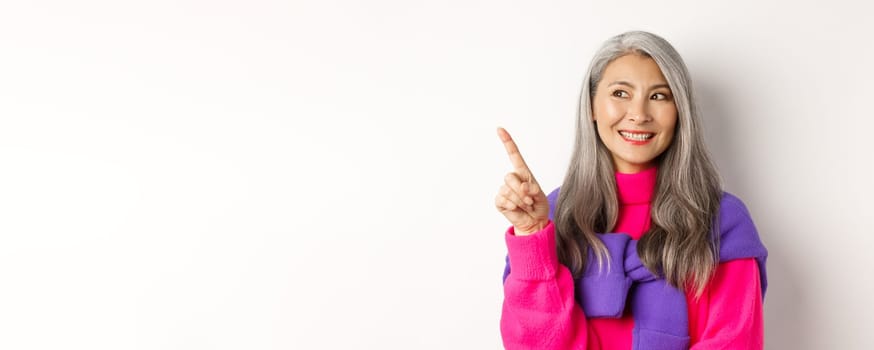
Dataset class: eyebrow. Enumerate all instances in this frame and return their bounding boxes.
[607,80,671,90]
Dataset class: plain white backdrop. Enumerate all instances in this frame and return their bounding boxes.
[1,0,873,349]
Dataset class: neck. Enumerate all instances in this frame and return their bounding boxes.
[615,166,657,205]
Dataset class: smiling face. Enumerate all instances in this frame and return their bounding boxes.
[592,53,678,174]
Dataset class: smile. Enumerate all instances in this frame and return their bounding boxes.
[619,130,654,144]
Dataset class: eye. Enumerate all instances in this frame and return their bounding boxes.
[650,92,670,100]
[612,90,629,98]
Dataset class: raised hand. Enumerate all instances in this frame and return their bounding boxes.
[494,127,550,236]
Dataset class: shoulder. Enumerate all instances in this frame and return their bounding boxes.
[719,191,752,217]
[547,186,561,203]
[546,186,560,221]
[715,191,767,261]
[717,192,756,233]
[715,192,769,296]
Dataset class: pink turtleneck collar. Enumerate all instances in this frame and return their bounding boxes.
[614,166,657,205]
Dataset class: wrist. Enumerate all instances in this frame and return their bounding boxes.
[505,220,558,280]
[515,220,549,236]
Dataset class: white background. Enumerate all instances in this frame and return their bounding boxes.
[1,0,872,349]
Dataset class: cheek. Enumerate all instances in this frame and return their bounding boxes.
[660,115,678,145]
[603,100,624,120]
[594,98,624,123]
[656,106,678,131]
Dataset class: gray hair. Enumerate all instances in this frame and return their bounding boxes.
[554,30,723,296]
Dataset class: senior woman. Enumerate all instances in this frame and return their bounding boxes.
[495,31,767,349]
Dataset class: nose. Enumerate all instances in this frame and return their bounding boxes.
[627,97,653,124]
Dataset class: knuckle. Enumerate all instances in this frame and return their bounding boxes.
[495,195,505,205]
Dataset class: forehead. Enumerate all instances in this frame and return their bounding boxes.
[601,54,668,85]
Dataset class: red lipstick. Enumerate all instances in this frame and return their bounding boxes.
[618,130,654,145]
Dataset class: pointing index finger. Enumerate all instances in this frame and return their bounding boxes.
[497,127,534,181]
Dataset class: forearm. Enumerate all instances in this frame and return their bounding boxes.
[501,221,588,349]
[689,259,763,349]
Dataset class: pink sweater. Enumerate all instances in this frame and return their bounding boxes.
[501,166,763,349]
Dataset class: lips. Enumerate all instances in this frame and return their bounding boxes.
[619,130,654,144]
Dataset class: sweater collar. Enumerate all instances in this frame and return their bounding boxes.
[615,166,657,205]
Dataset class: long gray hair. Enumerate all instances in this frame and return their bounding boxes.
[554,30,723,296]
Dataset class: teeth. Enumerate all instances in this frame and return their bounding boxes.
[620,131,654,141]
